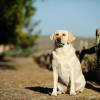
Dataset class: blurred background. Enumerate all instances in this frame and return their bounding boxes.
[0,0,100,74]
[0,0,100,56]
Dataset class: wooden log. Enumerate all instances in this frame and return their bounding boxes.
[96,29,100,70]
[80,29,100,83]
[79,40,88,53]
[79,40,84,53]
[96,29,100,43]
[80,46,96,62]
[96,29,100,83]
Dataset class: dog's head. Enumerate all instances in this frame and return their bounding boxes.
[50,30,75,47]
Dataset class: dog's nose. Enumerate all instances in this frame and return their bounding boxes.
[57,37,61,40]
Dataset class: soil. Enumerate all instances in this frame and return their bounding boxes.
[0,56,100,100]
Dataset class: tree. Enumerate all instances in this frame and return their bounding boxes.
[0,0,40,47]
[17,32,40,48]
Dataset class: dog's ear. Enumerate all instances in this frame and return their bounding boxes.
[50,33,55,42]
[67,32,75,43]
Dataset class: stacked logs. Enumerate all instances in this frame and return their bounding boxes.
[33,50,53,71]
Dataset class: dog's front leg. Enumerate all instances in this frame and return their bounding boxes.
[51,67,58,96]
[70,68,76,96]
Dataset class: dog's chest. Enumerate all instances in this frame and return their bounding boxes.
[53,47,71,60]
[56,62,70,85]
[52,46,74,85]
[53,49,65,59]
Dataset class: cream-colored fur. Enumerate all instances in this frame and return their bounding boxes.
[50,30,86,96]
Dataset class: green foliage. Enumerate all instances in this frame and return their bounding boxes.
[94,36,99,52]
[0,0,40,47]
[6,47,38,57]
[18,33,38,48]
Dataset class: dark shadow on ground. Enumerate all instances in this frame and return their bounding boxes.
[25,86,52,94]
[26,83,100,95]
[83,72,100,93]
[0,59,13,62]
[85,83,100,93]
[0,64,16,70]
[83,72,97,82]
[0,56,16,70]
[83,72,100,84]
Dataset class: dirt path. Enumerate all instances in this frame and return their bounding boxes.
[0,56,100,100]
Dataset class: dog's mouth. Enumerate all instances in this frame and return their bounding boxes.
[56,42,64,47]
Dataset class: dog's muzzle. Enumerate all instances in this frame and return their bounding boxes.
[56,37,64,47]
[57,37,61,43]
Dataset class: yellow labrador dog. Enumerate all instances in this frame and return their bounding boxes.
[50,30,86,96]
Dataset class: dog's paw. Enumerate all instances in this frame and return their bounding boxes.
[70,92,76,96]
[57,91,62,95]
[51,92,57,96]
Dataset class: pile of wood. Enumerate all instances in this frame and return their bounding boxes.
[33,50,53,71]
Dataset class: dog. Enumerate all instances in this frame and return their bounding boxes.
[50,30,86,96]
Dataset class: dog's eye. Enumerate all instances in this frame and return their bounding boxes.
[63,34,66,36]
[56,34,59,36]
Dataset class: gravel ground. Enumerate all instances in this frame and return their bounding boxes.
[0,56,100,100]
